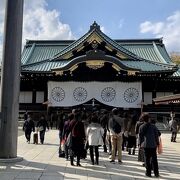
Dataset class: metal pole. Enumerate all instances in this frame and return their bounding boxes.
[0,0,24,160]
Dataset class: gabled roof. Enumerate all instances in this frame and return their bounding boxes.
[51,21,142,61]
[21,22,179,75]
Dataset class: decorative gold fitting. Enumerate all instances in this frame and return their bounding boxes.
[86,60,104,70]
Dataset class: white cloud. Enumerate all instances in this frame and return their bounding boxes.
[0,0,75,62]
[140,11,180,52]
[23,0,74,42]
[140,21,164,34]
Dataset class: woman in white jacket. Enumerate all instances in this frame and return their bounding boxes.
[86,114,104,165]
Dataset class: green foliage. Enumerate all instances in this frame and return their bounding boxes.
[170,53,180,65]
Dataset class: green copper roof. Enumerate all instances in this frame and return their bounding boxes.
[21,22,178,75]
[22,60,68,72]
[118,40,172,64]
[21,56,176,73]
[121,60,176,73]
[21,40,73,65]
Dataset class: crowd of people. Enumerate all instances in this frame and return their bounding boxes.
[56,108,161,177]
[22,107,179,178]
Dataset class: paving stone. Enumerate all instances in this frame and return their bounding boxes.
[0,130,179,180]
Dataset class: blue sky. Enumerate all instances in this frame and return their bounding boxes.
[0,0,180,61]
[47,0,180,39]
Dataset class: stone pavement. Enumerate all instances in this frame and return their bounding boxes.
[0,130,180,180]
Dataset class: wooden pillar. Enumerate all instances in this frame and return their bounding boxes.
[32,89,36,104]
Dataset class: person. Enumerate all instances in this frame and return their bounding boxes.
[127,112,138,155]
[37,115,49,144]
[62,113,74,160]
[69,112,86,166]
[99,110,109,153]
[138,113,160,178]
[23,114,35,143]
[109,108,124,164]
[122,112,130,151]
[24,111,28,121]
[58,111,66,152]
[169,117,178,142]
[135,114,145,165]
[87,114,104,165]
[81,109,89,133]
[50,113,57,129]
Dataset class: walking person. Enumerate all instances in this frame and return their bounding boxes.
[23,114,35,143]
[37,115,49,144]
[24,111,28,121]
[87,114,104,165]
[69,112,86,166]
[169,117,179,142]
[138,113,160,178]
[109,108,124,164]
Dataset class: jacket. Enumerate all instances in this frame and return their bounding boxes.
[135,121,144,135]
[69,119,85,139]
[23,119,35,132]
[37,119,49,131]
[86,123,104,146]
[139,122,159,148]
[169,119,178,133]
[108,115,123,136]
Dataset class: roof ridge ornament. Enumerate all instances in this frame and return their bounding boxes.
[90,21,100,31]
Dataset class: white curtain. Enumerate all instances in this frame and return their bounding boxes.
[48,81,142,108]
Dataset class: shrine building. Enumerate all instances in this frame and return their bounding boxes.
[20,22,180,120]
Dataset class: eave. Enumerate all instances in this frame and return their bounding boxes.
[153,94,180,104]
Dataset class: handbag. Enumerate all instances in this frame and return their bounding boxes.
[60,139,65,152]
[66,121,79,148]
[84,140,89,150]
[66,132,72,148]
[157,137,163,154]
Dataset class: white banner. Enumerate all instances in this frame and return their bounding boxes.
[48,81,142,108]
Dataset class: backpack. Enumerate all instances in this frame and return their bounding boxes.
[112,118,121,134]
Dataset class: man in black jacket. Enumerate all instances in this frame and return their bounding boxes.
[139,113,160,178]
[23,114,35,143]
